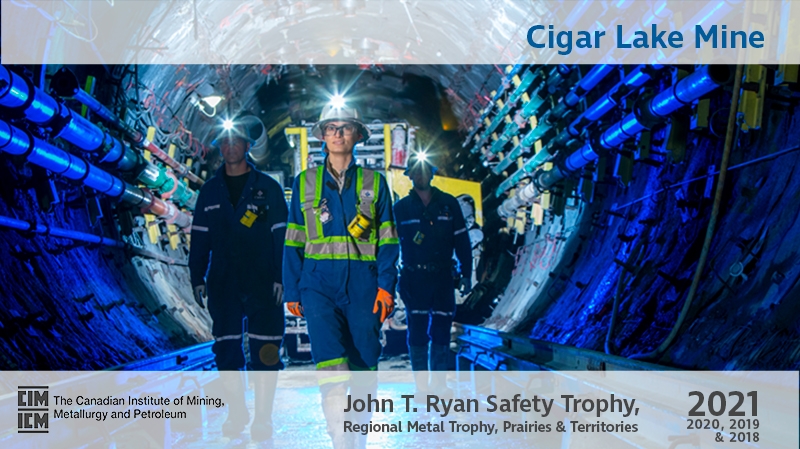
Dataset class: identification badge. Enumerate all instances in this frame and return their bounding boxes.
[240,210,258,228]
[413,231,425,245]
[317,200,332,224]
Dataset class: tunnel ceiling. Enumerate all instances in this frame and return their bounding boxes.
[135,64,501,141]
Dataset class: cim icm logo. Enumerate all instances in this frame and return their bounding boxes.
[18,386,48,433]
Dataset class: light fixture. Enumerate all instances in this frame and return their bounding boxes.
[222,118,235,131]
[202,95,224,108]
[190,92,219,118]
[329,94,346,109]
[417,151,428,163]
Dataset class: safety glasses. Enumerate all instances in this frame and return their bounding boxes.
[323,123,358,136]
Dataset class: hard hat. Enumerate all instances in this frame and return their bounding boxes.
[311,103,371,142]
[211,121,256,148]
[405,151,438,177]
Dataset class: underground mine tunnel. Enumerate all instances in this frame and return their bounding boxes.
[0,59,799,375]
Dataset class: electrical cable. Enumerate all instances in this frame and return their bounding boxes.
[611,143,800,213]
[629,64,745,361]
[605,236,646,355]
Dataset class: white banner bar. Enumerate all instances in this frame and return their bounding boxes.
[1,1,799,65]
[1,370,796,448]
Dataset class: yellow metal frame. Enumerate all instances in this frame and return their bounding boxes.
[739,65,766,132]
[388,168,483,227]
[285,127,309,171]
[145,127,156,162]
[383,124,392,170]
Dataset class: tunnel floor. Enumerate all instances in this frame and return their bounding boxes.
[171,357,548,448]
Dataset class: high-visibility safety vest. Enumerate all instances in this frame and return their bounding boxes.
[284,165,398,261]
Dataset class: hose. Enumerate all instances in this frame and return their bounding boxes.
[605,235,646,355]
[629,64,745,361]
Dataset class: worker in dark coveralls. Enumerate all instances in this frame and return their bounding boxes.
[189,121,287,441]
[393,151,472,400]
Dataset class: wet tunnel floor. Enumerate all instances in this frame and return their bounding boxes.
[170,358,552,449]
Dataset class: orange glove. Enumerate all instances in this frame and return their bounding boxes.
[286,302,304,317]
[373,288,395,323]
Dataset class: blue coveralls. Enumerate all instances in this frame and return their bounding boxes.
[283,158,399,378]
[393,187,472,347]
[189,163,287,371]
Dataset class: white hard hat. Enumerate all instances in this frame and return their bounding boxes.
[311,104,371,141]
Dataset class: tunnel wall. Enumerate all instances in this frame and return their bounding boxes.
[489,90,800,370]
[0,160,211,370]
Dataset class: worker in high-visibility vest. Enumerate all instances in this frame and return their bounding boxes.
[282,102,399,449]
[189,120,287,441]
[394,151,472,400]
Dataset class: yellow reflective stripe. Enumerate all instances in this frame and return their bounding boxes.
[348,363,378,371]
[317,357,349,369]
[318,374,352,385]
[314,166,324,207]
[288,223,305,231]
[313,167,324,238]
[371,170,379,223]
[355,167,363,204]
[286,240,305,248]
[306,253,377,262]
[299,171,306,203]
[378,237,399,246]
[300,170,317,241]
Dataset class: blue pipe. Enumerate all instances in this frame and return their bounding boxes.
[600,112,644,149]
[544,65,732,189]
[0,65,139,171]
[51,67,143,143]
[0,215,124,247]
[0,65,197,209]
[563,140,601,173]
[490,65,613,177]
[0,117,193,228]
[577,65,662,125]
[564,65,614,108]
[0,119,126,198]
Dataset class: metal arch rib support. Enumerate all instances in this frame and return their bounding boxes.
[0,118,192,229]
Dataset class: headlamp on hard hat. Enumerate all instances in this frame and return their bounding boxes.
[212,118,256,147]
[329,94,347,110]
[311,102,371,142]
[405,150,438,176]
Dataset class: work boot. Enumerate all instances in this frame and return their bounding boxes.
[250,372,278,442]
[321,383,353,449]
[349,372,378,449]
[408,345,430,404]
[428,344,453,399]
[221,372,249,438]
